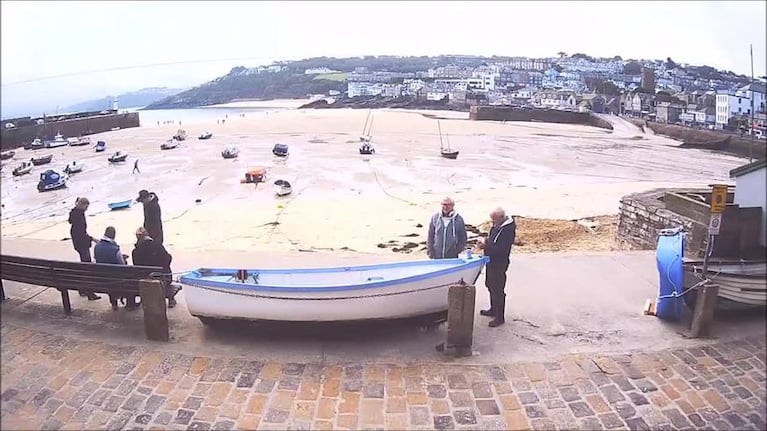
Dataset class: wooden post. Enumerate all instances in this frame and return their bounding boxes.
[690,281,719,338]
[60,289,72,314]
[139,279,169,342]
[438,284,476,357]
[0,279,5,302]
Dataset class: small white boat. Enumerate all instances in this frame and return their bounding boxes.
[12,161,32,176]
[161,139,180,150]
[64,160,84,174]
[69,137,91,146]
[45,133,68,148]
[179,255,488,323]
[222,146,239,159]
[66,137,79,146]
[274,179,292,196]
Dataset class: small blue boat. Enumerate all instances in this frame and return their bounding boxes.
[95,141,106,152]
[108,199,133,210]
[37,169,67,192]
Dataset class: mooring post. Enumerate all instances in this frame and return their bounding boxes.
[139,279,169,342]
[438,283,476,357]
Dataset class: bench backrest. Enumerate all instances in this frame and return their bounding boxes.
[0,254,164,295]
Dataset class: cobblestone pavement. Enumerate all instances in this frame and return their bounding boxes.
[1,323,765,431]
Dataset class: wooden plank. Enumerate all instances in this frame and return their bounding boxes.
[689,282,719,338]
[0,254,162,277]
[139,279,169,342]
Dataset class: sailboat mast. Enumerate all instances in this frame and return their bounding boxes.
[367,115,374,137]
[750,44,755,162]
[361,110,371,136]
[437,120,444,149]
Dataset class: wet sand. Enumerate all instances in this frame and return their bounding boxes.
[0,108,747,255]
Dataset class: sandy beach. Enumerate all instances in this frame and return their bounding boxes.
[0,108,747,257]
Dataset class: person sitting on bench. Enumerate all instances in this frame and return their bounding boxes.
[132,227,177,308]
[94,226,139,311]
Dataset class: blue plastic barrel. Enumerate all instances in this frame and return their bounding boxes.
[655,227,685,321]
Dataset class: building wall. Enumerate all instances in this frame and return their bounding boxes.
[734,168,767,246]
[1,112,140,150]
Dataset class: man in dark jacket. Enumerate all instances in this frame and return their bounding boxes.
[136,189,164,244]
[68,197,100,300]
[94,226,138,311]
[132,227,177,308]
[478,207,516,327]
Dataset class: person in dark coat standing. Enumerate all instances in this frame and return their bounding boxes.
[68,197,100,300]
[478,207,516,327]
[132,227,177,308]
[136,189,164,245]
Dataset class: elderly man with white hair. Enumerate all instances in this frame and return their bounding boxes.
[478,207,516,327]
[427,197,468,259]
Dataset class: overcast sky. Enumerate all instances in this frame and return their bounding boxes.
[1,0,765,118]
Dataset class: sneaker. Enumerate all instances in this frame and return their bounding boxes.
[488,319,505,328]
[168,298,177,308]
[479,309,494,317]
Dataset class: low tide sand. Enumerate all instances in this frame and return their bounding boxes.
[0,107,747,257]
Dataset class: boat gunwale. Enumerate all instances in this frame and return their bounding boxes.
[180,256,488,293]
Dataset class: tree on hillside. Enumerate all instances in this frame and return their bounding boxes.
[665,57,678,69]
[612,55,623,61]
[557,52,567,59]
[623,61,642,75]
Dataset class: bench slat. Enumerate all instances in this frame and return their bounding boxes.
[1,254,163,277]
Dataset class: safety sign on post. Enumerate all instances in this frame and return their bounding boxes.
[710,184,728,214]
[708,213,722,236]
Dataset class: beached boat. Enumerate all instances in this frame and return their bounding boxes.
[108,199,133,210]
[161,139,180,150]
[31,154,53,166]
[108,151,128,163]
[198,132,213,140]
[25,138,45,151]
[95,141,107,152]
[12,161,32,176]
[179,255,489,323]
[683,259,767,307]
[272,143,289,157]
[45,133,68,148]
[64,160,84,174]
[69,136,91,146]
[274,179,292,196]
[438,120,459,160]
[173,129,188,141]
[242,167,267,184]
[359,142,375,155]
[1,150,15,160]
[37,169,67,192]
[222,146,239,159]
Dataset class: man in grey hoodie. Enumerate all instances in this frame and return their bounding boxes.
[427,197,468,259]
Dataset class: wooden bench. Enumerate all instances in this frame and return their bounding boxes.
[0,254,182,341]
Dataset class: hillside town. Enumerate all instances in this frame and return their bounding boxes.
[303,55,767,137]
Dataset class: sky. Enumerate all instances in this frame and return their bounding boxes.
[1,0,765,118]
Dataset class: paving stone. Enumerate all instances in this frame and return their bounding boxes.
[447,374,469,390]
[688,413,705,428]
[627,391,649,406]
[518,391,539,405]
[598,412,624,429]
[175,409,195,425]
[633,379,658,393]
[524,405,546,419]
[568,401,594,418]
[454,409,478,425]
[471,382,493,399]
[212,419,236,430]
[544,398,566,409]
[362,383,384,399]
[723,411,748,428]
[475,399,500,415]
[409,406,430,426]
[600,384,625,404]
[426,384,447,399]
[615,402,636,419]
[559,386,580,402]
[263,408,289,423]
[188,421,211,430]
[530,417,557,430]
[624,417,651,430]
[433,415,455,430]
[579,416,604,430]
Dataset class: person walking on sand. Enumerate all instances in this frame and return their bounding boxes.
[68,197,100,300]
[427,197,467,259]
[133,159,140,174]
[477,207,516,327]
[136,189,164,245]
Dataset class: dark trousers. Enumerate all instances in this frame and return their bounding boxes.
[76,247,95,297]
[485,262,509,320]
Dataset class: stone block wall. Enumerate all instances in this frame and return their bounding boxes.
[469,106,614,130]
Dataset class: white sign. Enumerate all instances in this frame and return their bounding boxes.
[708,213,722,235]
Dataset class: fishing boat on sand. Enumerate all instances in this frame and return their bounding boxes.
[1,150,15,160]
[69,137,91,146]
[273,179,292,196]
[45,133,68,148]
[272,143,289,157]
[222,146,239,159]
[178,255,489,323]
[242,167,267,184]
[64,160,84,174]
[438,120,459,160]
[37,169,67,192]
[173,129,188,141]
[31,154,53,166]
[12,161,33,176]
[25,139,45,150]
[359,142,375,155]
[161,139,180,150]
[198,131,213,140]
[108,199,133,210]
[95,141,107,152]
[108,151,128,163]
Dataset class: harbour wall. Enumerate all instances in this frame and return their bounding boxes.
[1,112,140,150]
[469,106,613,130]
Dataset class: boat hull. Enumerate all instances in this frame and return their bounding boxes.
[683,260,767,307]
[441,151,459,159]
[180,257,488,322]
[108,200,132,210]
[109,155,128,163]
